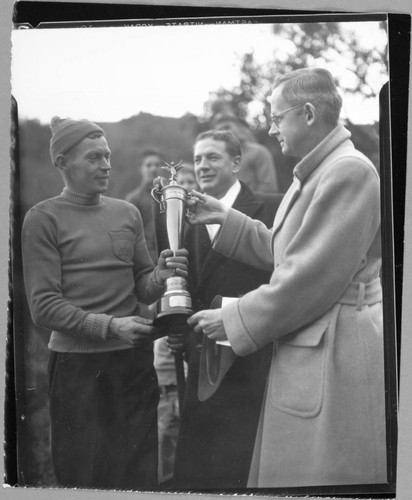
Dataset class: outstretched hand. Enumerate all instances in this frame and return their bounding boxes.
[187,308,228,342]
[186,190,229,226]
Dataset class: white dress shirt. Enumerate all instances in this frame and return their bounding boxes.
[206,180,242,243]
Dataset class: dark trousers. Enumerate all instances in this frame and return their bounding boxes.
[48,348,159,491]
[173,340,272,490]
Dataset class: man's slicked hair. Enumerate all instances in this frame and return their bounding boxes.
[273,68,343,126]
[194,129,242,159]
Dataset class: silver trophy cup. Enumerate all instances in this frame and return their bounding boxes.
[151,161,193,327]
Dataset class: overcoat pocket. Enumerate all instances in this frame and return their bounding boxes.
[269,315,330,417]
[109,231,136,263]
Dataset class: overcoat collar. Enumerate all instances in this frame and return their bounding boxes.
[293,124,351,183]
[271,125,351,239]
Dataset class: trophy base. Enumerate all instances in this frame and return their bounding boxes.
[153,309,192,329]
[153,290,193,329]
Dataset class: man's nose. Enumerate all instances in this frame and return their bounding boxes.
[268,122,279,137]
[100,158,111,170]
[196,158,208,170]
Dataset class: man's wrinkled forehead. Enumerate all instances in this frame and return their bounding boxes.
[194,138,226,153]
[70,135,111,157]
[269,84,288,110]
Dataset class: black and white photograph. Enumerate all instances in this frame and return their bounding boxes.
[6,5,404,498]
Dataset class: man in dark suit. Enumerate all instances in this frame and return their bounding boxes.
[169,130,283,490]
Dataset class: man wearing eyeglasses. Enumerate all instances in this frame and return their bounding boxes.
[185,68,386,489]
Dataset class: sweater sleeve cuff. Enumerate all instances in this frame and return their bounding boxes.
[222,299,259,356]
[82,313,113,341]
[146,267,166,301]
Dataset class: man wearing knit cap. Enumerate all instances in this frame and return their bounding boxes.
[22,116,188,491]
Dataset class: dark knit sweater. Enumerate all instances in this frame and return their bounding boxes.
[22,188,165,353]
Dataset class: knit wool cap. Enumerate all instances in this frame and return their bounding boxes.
[49,116,104,162]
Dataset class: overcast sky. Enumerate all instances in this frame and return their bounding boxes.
[11,19,387,125]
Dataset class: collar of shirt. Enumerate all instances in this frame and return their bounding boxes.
[206,180,242,243]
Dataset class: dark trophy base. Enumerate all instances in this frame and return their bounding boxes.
[153,283,193,330]
[152,308,192,339]
[153,309,192,329]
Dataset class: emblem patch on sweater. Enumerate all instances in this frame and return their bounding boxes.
[109,231,135,262]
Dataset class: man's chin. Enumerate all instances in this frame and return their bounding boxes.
[199,181,216,193]
[280,143,292,156]
[95,185,109,194]
[97,180,109,190]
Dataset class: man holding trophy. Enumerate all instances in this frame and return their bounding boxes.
[21,116,189,491]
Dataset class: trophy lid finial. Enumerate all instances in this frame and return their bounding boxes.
[162,160,184,185]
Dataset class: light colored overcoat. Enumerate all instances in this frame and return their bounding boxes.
[214,125,387,488]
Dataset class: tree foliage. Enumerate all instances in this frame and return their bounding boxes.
[203,21,388,130]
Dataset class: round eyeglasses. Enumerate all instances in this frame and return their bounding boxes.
[270,104,305,128]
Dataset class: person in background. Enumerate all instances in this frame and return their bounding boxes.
[186,68,386,488]
[153,163,199,486]
[21,117,188,491]
[175,163,198,192]
[125,148,163,263]
[169,130,283,490]
[153,336,180,486]
[213,112,280,194]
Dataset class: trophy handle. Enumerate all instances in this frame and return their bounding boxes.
[151,187,166,213]
[185,192,194,220]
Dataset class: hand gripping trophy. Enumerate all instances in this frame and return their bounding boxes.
[151,161,193,327]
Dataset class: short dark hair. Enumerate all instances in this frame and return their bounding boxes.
[273,68,342,126]
[194,129,242,158]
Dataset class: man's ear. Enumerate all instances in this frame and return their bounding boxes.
[304,102,317,126]
[232,155,241,173]
[55,154,67,171]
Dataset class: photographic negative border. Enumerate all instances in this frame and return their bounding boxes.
[5,2,409,499]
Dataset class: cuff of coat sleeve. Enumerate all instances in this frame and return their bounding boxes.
[213,208,247,257]
[222,299,259,356]
[82,313,113,341]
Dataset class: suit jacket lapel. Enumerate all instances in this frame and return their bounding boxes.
[187,224,211,293]
[195,184,263,296]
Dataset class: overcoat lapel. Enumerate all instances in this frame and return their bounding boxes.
[271,126,352,240]
[271,176,302,238]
